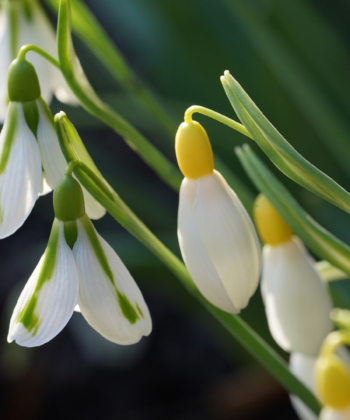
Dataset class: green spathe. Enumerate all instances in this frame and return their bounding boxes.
[79,213,142,324]
[8,58,41,102]
[16,218,60,334]
[53,175,85,221]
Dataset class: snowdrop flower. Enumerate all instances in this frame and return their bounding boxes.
[0,0,77,121]
[7,172,152,347]
[254,194,333,356]
[175,120,261,313]
[0,57,104,238]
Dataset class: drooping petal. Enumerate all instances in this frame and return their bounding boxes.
[36,98,66,189]
[189,171,261,309]
[261,237,333,355]
[178,178,239,314]
[73,214,152,344]
[8,219,79,347]
[289,353,318,420]
[0,103,42,238]
[81,186,107,220]
[320,406,350,420]
[39,170,53,196]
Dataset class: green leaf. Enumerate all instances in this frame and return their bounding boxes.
[236,144,350,276]
[222,71,350,215]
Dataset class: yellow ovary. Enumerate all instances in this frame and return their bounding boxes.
[315,355,350,409]
[254,194,293,246]
[175,121,214,179]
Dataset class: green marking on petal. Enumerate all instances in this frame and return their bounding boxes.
[79,214,141,324]
[22,100,39,138]
[136,303,144,318]
[16,219,60,334]
[117,291,140,325]
[0,103,18,175]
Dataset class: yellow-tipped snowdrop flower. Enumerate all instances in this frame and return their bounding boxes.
[0,0,77,120]
[175,120,261,313]
[314,332,350,420]
[254,194,333,356]
[7,171,152,347]
[0,57,104,238]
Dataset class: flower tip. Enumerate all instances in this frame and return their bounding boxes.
[54,111,67,123]
[223,70,231,78]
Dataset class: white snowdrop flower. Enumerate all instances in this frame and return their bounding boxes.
[175,120,261,313]
[290,348,350,420]
[254,194,333,356]
[289,353,318,420]
[0,57,104,238]
[0,0,77,121]
[7,174,152,347]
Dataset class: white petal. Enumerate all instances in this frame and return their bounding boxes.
[36,98,66,189]
[53,70,79,105]
[81,186,106,220]
[0,4,11,122]
[320,407,350,420]
[261,237,333,355]
[39,171,53,196]
[178,178,239,313]
[289,353,318,420]
[73,215,152,344]
[7,220,79,347]
[0,103,42,238]
[188,171,261,309]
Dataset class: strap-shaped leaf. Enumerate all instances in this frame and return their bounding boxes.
[236,144,350,276]
[222,71,350,215]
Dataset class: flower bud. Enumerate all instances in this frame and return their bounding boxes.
[53,175,85,221]
[8,58,41,103]
[175,121,214,179]
[315,354,350,409]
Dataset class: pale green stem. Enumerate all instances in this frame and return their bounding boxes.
[320,330,350,358]
[316,261,348,282]
[184,105,252,139]
[18,44,60,68]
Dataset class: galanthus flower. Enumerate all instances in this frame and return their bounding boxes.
[175,120,261,313]
[0,57,105,238]
[0,0,77,121]
[254,194,333,356]
[7,172,152,347]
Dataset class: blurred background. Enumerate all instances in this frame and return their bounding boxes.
[1,0,350,418]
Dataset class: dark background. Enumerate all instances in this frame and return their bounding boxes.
[1,0,350,418]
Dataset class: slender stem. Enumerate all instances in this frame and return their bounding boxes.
[320,331,350,358]
[18,45,60,68]
[185,105,253,139]
[65,159,79,176]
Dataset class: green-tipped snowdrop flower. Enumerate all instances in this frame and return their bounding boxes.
[254,194,333,356]
[175,120,261,313]
[7,172,152,347]
[0,0,77,121]
[0,57,104,238]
